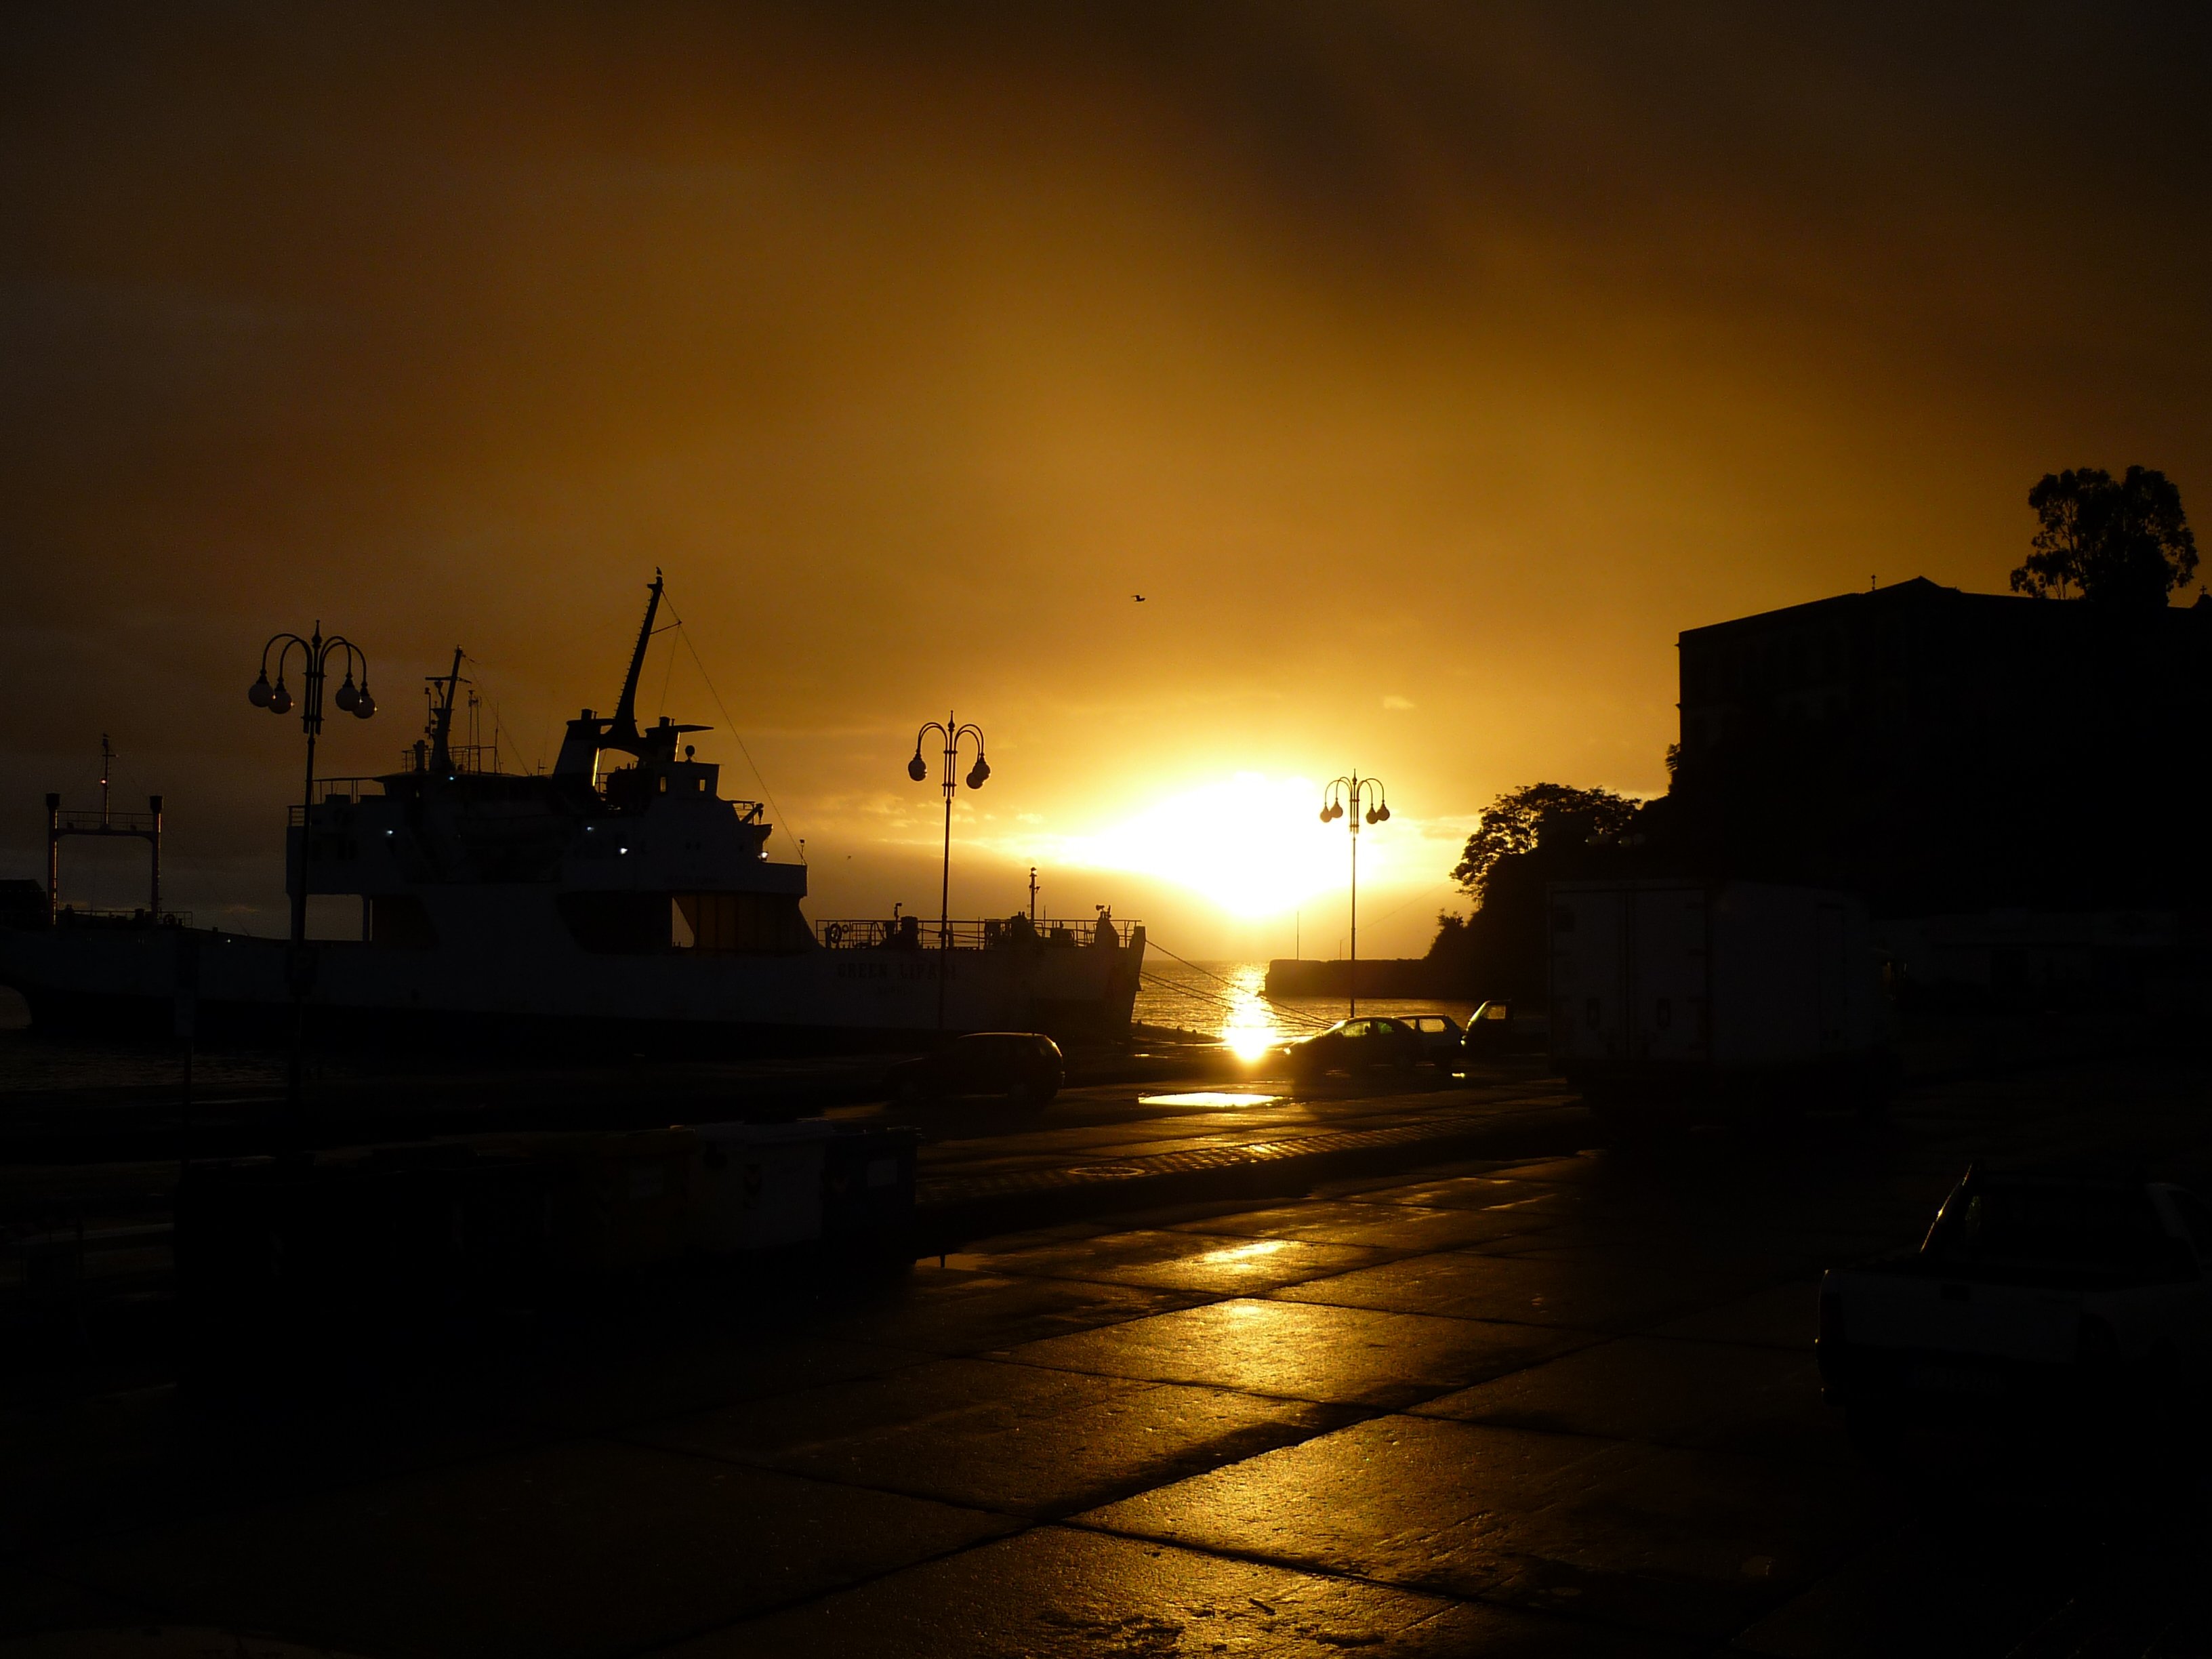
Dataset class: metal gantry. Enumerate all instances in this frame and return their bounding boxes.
[1319,772,1391,1019]
[906,712,989,1031]
[45,735,166,924]
[247,624,376,1118]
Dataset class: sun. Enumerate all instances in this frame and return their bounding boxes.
[1051,773,1376,919]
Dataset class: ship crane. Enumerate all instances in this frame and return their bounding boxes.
[552,571,707,783]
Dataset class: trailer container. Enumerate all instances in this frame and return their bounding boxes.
[1549,879,1895,1113]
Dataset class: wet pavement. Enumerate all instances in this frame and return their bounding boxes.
[5,1057,2212,1656]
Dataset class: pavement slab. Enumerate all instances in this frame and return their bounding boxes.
[1166,1198,1576,1251]
[1006,1297,1595,1408]
[15,1058,2212,1657]
[1271,1244,1805,1334]
[0,1376,554,1559]
[673,1523,1690,1658]
[506,1332,930,1436]
[636,1355,1353,1518]
[1411,1336,1848,1465]
[1081,1413,1888,1640]
[942,1228,1388,1293]
[33,1437,1017,1659]
[1350,1174,1589,1210]
[802,1266,1208,1355]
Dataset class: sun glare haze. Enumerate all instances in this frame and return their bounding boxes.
[1046,774,1390,920]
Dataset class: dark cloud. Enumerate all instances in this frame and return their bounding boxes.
[3,3,2209,950]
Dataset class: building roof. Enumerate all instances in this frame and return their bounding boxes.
[1678,575,2211,647]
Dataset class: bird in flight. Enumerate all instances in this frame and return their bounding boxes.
[1132,593,1147,602]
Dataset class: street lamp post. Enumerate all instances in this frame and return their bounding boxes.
[906,712,989,1031]
[247,624,375,1122]
[1318,773,1390,1019]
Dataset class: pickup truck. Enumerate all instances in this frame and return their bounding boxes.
[1462,998,1551,1059]
[1817,1166,2212,1425]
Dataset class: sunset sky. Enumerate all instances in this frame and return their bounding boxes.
[5,5,2210,958]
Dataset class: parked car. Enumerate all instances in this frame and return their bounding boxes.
[1462,999,1551,1059]
[1401,1015,1465,1071]
[1282,1017,1422,1083]
[888,1032,1064,1106]
[1817,1165,2212,1434]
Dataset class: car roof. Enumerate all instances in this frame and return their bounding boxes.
[1957,1163,2148,1192]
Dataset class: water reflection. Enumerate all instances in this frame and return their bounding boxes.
[1137,1091,1282,1108]
[1136,959,1478,1057]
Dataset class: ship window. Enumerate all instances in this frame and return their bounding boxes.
[558,892,668,954]
[673,892,808,954]
[369,894,438,950]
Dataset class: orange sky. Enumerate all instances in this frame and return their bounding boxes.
[5,5,2210,956]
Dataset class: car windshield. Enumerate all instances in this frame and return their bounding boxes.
[2169,1189,2212,1258]
[1926,1181,2171,1275]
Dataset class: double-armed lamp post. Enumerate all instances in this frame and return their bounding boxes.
[247,625,375,1118]
[1319,773,1390,1019]
[907,712,989,1031]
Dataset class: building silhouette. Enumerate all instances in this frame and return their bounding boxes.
[1662,577,2212,918]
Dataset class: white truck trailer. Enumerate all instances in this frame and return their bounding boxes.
[1548,880,1896,1113]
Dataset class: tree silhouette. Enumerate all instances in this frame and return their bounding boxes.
[2011,466,2197,607]
[1451,782,1639,903]
[1429,782,1642,998]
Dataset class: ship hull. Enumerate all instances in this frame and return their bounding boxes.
[0,922,1145,1052]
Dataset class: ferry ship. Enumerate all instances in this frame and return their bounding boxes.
[0,578,1144,1049]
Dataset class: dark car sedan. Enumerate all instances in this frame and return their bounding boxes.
[1282,1016,1422,1083]
[888,1031,1064,1106]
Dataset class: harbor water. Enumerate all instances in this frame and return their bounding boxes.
[1132,958,1480,1058]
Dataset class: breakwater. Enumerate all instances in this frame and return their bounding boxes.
[1264,958,1464,999]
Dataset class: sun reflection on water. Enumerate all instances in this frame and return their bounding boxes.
[1220,964,1282,1061]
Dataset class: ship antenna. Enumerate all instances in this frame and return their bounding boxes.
[606,570,664,756]
[427,647,464,775]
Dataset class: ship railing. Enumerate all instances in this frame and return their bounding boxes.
[813,917,1140,950]
[50,905,193,928]
[52,809,160,834]
[301,777,384,808]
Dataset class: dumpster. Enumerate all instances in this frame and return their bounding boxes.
[526,1128,697,1275]
[821,1124,920,1259]
[689,1120,835,1254]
